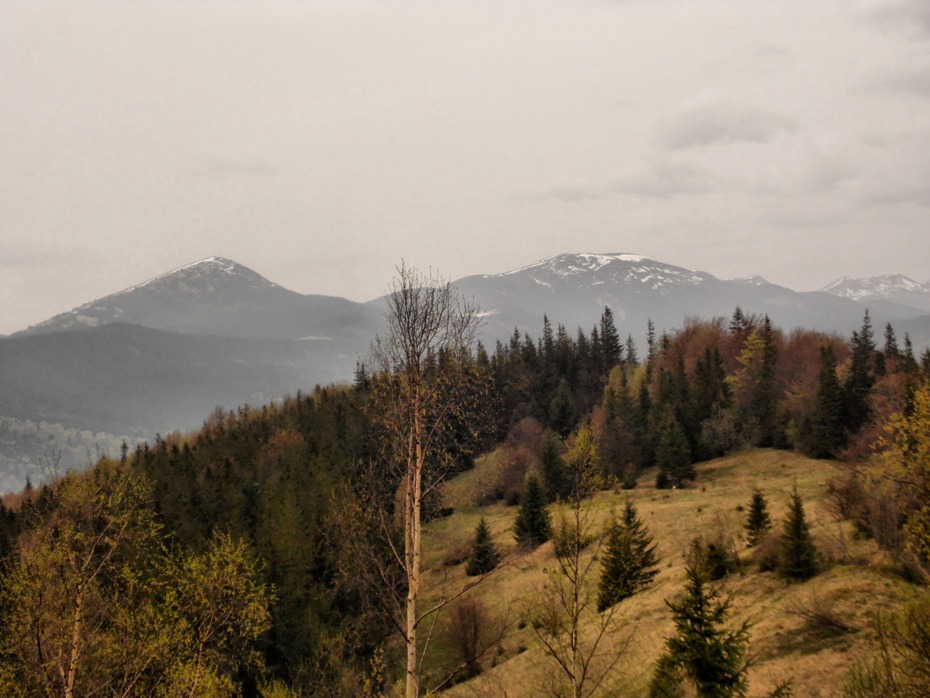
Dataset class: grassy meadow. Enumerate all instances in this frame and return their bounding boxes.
[407,449,916,697]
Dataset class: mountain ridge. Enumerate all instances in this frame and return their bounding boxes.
[820,273,930,312]
[20,256,382,342]
[2,250,930,492]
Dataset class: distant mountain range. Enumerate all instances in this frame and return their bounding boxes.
[2,252,929,492]
[453,253,930,346]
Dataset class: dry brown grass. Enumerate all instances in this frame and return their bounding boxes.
[410,449,916,697]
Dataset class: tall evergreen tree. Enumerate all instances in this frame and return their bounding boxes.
[843,311,876,434]
[353,360,370,391]
[514,476,551,548]
[655,409,694,488]
[752,315,779,447]
[778,484,818,580]
[883,322,899,360]
[541,314,555,358]
[649,564,751,698]
[744,489,772,547]
[549,377,578,439]
[600,306,623,372]
[694,347,730,423]
[729,306,747,335]
[597,500,659,611]
[799,345,846,458]
[466,517,499,576]
[626,334,640,368]
[637,378,654,465]
[899,334,920,376]
[539,433,569,502]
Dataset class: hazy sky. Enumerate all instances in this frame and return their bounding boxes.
[2,0,930,335]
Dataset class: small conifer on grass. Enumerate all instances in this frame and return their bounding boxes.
[745,488,772,547]
[597,500,659,612]
[649,564,752,698]
[466,517,499,576]
[778,484,818,581]
[514,476,551,548]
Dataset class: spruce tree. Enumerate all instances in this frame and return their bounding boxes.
[694,346,730,423]
[353,360,370,390]
[466,517,499,576]
[549,378,577,439]
[650,564,751,698]
[655,410,694,488]
[626,334,640,368]
[752,315,779,447]
[744,489,772,547]
[539,434,568,502]
[883,322,899,360]
[597,500,659,611]
[514,476,551,548]
[778,484,817,580]
[800,345,845,458]
[729,306,747,335]
[843,312,876,434]
[600,306,623,371]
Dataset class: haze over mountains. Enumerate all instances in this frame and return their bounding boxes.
[2,252,929,492]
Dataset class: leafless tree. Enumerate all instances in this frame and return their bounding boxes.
[367,263,491,698]
[526,425,633,698]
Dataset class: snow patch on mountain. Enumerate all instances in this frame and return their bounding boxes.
[127,256,277,293]
[730,275,770,286]
[820,274,930,303]
[22,257,282,335]
[497,253,709,292]
[503,252,644,277]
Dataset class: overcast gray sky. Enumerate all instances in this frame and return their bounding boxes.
[2,0,930,335]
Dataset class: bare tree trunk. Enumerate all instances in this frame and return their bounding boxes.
[369,263,486,698]
[406,407,424,698]
[64,588,84,698]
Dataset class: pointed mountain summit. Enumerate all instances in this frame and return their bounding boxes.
[125,256,280,294]
[21,256,381,341]
[820,274,930,312]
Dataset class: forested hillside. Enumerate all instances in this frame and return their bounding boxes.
[1,300,929,696]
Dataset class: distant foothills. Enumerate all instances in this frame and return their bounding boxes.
[1,252,929,491]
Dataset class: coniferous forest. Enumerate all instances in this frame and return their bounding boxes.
[2,296,930,697]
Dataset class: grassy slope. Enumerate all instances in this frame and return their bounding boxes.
[414,449,917,697]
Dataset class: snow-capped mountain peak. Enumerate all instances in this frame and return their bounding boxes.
[22,257,284,335]
[820,274,930,306]
[496,252,712,292]
[127,256,278,294]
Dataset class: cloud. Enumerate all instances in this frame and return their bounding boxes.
[866,67,930,98]
[0,242,99,271]
[543,161,714,202]
[860,0,930,37]
[803,157,858,195]
[192,154,281,178]
[663,105,796,150]
[863,186,930,208]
